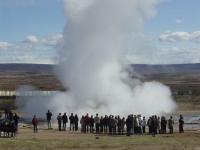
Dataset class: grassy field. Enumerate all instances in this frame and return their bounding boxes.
[0,127,200,150]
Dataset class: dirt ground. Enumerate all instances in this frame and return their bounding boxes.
[0,126,200,150]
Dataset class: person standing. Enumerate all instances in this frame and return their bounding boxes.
[138,115,143,134]
[46,110,52,129]
[80,115,86,133]
[62,113,68,130]
[147,117,152,134]
[142,117,146,134]
[94,113,100,134]
[168,116,174,134]
[57,113,62,131]
[126,115,132,136]
[117,116,122,135]
[100,116,104,134]
[32,115,38,133]
[179,115,184,133]
[69,113,75,131]
[161,116,167,134]
[157,117,161,134]
[151,116,156,137]
[13,113,19,132]
[74,114,79,131]
[89,115,94,133]
[84,113,90,133]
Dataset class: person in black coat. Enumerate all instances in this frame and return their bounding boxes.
[147,117,152,134]
[161,116,167,134]
[13,113,19,132]
[32,115,38,133]
[69,113,75,131]
[179,115,184,133]
[126,115,132,136]
[74,114,79,131]
[46,110,52,129]
[89,115,94,133]
[151,116,156,137]
[62,113,68,130]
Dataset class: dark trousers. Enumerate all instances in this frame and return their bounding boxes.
[33,125,37,133]
[96,123,99,133]
[169,127,173,134]
[86,124,89,133]
[58,122,62,131]
[127,126,131,136]
[15,123,18,132]
[90,125,94,133]
[179,125,184,133]
[47,120,51,129]
[148,126,152,134]
[161,126,167,134]
[75,123,78,131]
[63,122,66,130]
[70,123,75,131]
[104,125,108,133]
[143,126,145,134]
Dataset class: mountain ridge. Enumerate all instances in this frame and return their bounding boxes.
[0,63,199,74]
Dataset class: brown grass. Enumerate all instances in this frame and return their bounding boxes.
[0,127,200,150]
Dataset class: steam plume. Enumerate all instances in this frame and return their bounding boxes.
[16,0,176,117]
[53,0,176,116]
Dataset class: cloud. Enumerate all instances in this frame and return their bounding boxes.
[0,42,11,49]
[157,47,200,64]
[1,31,200,64]
[0,42,12,49]
[23,34,63,46]
[41,34,63,46]
[0,34,62,64]
[23,35,39,44]
[0,45,58,64]
[159,31,200,43]
[125,46,200,64]
[175,19,182,24]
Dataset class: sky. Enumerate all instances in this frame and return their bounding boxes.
[0,0,200,64]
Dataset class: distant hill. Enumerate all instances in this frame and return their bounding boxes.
[0,63,199,74]
[0,63,62,91]
[132,63,200,75]
[0,63,55,73]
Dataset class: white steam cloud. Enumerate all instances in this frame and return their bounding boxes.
[17,0,176,117]
[53,0,176,116]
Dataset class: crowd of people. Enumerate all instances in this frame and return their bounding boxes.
[31,110,185,136]
[0,110,20,137]
[0,109,185,137]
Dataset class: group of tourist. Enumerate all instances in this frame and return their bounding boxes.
[0,109,185,137]
[31,110,185,136]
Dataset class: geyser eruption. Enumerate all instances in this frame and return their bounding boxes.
[53,0,176,116]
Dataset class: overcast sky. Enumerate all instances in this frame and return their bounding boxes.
[0,0,200,64]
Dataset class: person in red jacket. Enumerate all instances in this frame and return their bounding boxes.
[84,113,90,133]
[32,115,38,133]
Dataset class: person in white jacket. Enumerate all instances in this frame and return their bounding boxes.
[94,113,100,134]
[142,117,146,134]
